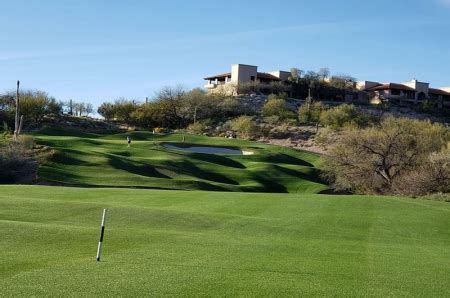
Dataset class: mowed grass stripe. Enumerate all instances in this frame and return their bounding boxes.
[33,130,326,193]
[1,186,449,296]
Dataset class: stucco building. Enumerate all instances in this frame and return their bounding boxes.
[204,64,291,95]
[358,79,450,109]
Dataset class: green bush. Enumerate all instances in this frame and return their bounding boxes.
[187,122,208,135]
[231,116,258,139]
[264,115,280,125]
[262,96,288,119]
[298,100,325,125]
[320,104,375,129]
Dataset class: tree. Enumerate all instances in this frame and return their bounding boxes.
[97,102,115,120]
[318,68,330,82]
[329,75,357,90]
[113,98,137,122]
[289,68,303,83]
[321,117,449,195]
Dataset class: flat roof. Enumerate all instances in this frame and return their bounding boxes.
[204,73,231,80]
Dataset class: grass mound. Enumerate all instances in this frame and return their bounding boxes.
[1,186,449,296]
[34,131,326,193]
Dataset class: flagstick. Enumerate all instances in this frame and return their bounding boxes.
[96,209,107,262]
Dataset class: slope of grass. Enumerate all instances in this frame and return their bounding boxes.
[1,185,449,296]
[33,129,326,193]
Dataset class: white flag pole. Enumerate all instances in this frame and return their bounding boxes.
[96,209,107,262]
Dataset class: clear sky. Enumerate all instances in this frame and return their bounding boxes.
[1,0,450,107]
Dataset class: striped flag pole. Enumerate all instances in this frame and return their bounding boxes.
[96,209,107,262]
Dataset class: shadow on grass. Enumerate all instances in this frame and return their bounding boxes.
[252,153,314,167]
[50,152,84,166]
[164,160,239,185]
[187,153,246,169]
[273,165,323,184]
[103,153,172,179]
[247,173,288,193]
[318,189,352,195]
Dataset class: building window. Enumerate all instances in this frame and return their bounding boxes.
[250,76,255,81]
[391,89,401,96]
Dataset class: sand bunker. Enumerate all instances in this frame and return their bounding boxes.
[163,144,254,155]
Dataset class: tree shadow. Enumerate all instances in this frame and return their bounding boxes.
[50,151,99,166]
[163,160,239,185]
[253,153,313,167]
[102,153,172,179]
[247,173,288,193]
[273,165,322,183]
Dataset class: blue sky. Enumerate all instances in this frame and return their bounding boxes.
[1,0,450,107]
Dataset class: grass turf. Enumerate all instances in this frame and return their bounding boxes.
[33,129,326,193]
[1,185,449,296]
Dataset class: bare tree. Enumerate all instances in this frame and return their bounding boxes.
[322,117,449,194]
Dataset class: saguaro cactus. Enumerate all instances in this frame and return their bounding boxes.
[13,80,20,140]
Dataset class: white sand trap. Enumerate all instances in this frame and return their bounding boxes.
[163,144,254,155]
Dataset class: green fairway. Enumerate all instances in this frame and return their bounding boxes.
[1,185,449,296]
[33,129,326,193]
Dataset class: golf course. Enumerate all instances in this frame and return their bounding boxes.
[34,128,327,193]
[1,130,449,296]
[1,186,449,296]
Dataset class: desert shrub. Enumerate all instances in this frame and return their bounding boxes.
[153,127,166,134]
[320,104,373,129]
[416,100,435,113]
[282,116,298,126]
[321,117,449,195]
[0,137,38,184]
[219,97,242,117]
[187,122,208,135]
[238,81,260,94]
[298,100,326,125]
[264,115,280,125]
[231,116,258,139]
[391,149,449,196]
[262,96,287,119]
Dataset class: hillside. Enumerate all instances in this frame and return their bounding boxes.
[33,129,326,193]
[1,186,449,296]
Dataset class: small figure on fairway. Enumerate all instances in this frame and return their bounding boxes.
[127,135,131,147]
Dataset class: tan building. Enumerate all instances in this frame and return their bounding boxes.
[358,79,450,109]
[204,64,291,95]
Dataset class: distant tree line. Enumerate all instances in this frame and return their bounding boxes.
[97,87,245,129]
[0,90,94,131]
[287,67,358,101]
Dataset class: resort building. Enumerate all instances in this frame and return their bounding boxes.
[358,79,450,109]
[204,64,291,95]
